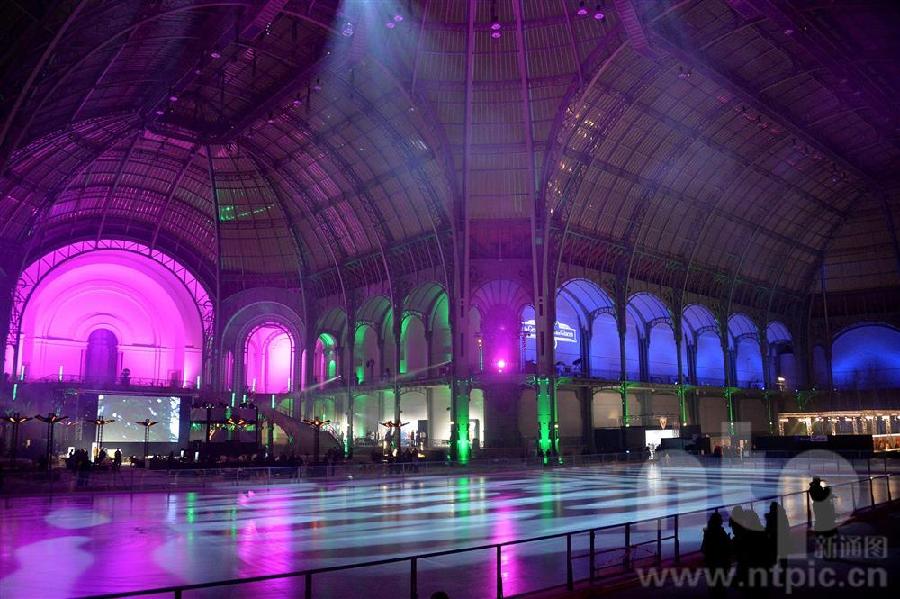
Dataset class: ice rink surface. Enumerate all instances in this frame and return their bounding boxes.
[0,461,872,599]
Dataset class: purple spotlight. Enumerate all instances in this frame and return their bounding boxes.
[593,6,605,20]
[497,359,507,372]
[209,50,221,59]
[393,14,404,23]
[577,1,588,16]
[491,21,502,31]
[491,30,501,39]
[385,21,396,29]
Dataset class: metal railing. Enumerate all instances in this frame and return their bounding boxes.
[74,472,897,599]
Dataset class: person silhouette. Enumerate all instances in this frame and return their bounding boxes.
[765,501,790,569]
[808,477,836,536]
[701,512,732,598]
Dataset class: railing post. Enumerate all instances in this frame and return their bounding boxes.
[496,545,503,599]
[589,530,596,583]
[305,573,312,599]
[656,518,662,566]
[673,514,680,565]
[869,477,876,508]
[566,533,574,591]
[411,557,418,599]
[805,492,812,529]
[624,522,632,569]
[887,475,892,503]
[174,589,182,599]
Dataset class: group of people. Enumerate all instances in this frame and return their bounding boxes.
[701,476,838,596]
[701,501,791,596]
[65,447,124,486]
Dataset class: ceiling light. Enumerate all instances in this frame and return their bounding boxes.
[341,21,354,37]
[491,21,501,31]
[577,1,588,16]
[594,4,605,20]
[491,30,501,39]
[292,95,302,107]
[393,14,404,23]
[209,49,221,59]
[155,108,165,116]
[168,92,178,102]
[267,112,275,124]
[312,78,322,92]
[385,21,396,29]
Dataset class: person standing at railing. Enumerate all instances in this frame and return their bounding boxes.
[701,512,732,599]
[765,501,790,569]
[808,477,837,537]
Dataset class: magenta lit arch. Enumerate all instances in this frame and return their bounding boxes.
[6,240,214,381]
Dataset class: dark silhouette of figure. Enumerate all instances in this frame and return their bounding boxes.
[808,477,836,536]
[113,449,122,471]
[701,512,732,598]
[765,501,790,568]
[729,506,768,593]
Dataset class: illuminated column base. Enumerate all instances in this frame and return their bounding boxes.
[451,379,471,464]
[536,376,559,461]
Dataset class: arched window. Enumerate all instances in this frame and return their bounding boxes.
[314,333,338,383]
[833,324,900,389]
[244,323,294,393]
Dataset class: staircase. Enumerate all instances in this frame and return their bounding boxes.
[256,404,341,456]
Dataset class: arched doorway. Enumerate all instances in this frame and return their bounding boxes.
[85,329,118,384]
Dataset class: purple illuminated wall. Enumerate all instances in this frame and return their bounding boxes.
[244,323,294,393]
[16,249,204,384]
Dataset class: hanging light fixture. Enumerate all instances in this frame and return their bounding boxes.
[577,1,589,16]
[593,3,605,20]
[292,94,303,107]
[341,21,354,37]
[491,1,501,39]
[209,49,221,59]
[312,77,322,92]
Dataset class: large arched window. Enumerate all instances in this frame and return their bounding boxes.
[729,314,763,388]
[314,333,338,383]
[13,245,205,385]
[400,313,427,375]
[244,322,294,393]
[683,304,724,385]
[556,279,618,377]
[625,293,676,382]
[833,324,900,389]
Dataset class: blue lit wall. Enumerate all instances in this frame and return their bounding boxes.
[648,324,678,381]
[589,313,620,378]
[734,338,764,387]
[695,333,725,385]
[832,324,900,389]
[624,314,641,380]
